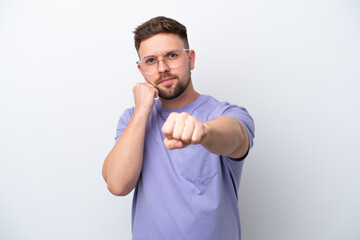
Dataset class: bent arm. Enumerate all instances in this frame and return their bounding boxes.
[102,111,148,196]
[102,82,158,196]
[202,116,249,159]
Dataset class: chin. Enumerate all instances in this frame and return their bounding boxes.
[158,75,191,100]
[158,92,180,100]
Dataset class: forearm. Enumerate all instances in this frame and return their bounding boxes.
[102,111,148,196]
[202,116,249,159]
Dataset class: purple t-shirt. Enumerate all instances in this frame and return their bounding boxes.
[115,95,255,240]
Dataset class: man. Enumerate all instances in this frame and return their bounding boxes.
[102,16,255,240]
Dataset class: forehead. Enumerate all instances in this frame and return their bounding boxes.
[138,33,184,58]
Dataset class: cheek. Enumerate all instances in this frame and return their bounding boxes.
[144,75,158,85]
[177,64,190,76]
[181,64,191,78]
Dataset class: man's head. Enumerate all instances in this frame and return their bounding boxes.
[133,16,189,53]
[134,17,195,100]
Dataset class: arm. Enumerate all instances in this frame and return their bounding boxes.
[162,113,249,159]
[102,82,158,196]
[202,116,249,158]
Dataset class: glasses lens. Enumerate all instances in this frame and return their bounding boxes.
[163,50,182,68]
[141,57,157,74]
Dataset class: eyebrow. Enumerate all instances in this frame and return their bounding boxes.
[142,49,178,59]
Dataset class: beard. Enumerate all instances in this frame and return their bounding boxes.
[155,72,191,100]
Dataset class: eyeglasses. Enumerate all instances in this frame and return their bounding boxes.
[136,49,190,74]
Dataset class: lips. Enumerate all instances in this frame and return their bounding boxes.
[158,76,177,86]
[160,78,175,85]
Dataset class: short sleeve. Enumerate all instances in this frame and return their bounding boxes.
[115,107,134,142]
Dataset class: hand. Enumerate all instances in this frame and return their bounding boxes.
[133,82,159,116]
[162,112,208,150]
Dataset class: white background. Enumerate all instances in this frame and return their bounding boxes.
[0,0,359,239]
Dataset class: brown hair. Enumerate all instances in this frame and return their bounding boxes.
[133,16,189,52]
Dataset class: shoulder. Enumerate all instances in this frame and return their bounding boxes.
[200,95,250,119]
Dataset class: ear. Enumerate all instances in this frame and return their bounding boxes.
[137,64,146,78]
[188,50,196,70]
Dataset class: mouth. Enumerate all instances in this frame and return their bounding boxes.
[159,77,176,86]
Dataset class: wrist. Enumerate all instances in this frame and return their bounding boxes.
[200,122,210,145]
[133,107,152,119]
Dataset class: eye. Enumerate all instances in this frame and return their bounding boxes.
[165,51,179,60]
[145,57,156,65]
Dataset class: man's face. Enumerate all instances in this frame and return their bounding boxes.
[137,33,195,99]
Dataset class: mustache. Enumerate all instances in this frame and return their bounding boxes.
[156,73,178,84]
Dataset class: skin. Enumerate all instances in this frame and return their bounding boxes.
[102,33,249,196]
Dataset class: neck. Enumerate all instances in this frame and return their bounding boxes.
[160,80,200,109]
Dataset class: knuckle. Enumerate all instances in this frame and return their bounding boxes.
[192,136,201,144]
[169,112,178,119]
[188,116,197,123]
[133,83,143,91]
[180,112,188,118]
[173,132,181,140]
[163,129,171,136]
[181,131,191,140]
[162,125,171,135]
[182,136,191,143]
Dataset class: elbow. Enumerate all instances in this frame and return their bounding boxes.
[107,182,132,196]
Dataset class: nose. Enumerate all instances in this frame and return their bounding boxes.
[157,59,170,73]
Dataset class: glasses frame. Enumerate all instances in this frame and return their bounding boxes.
[136,49,190,75]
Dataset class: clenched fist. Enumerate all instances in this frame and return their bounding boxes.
[133,82,159,116]
[162,112,209,149]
